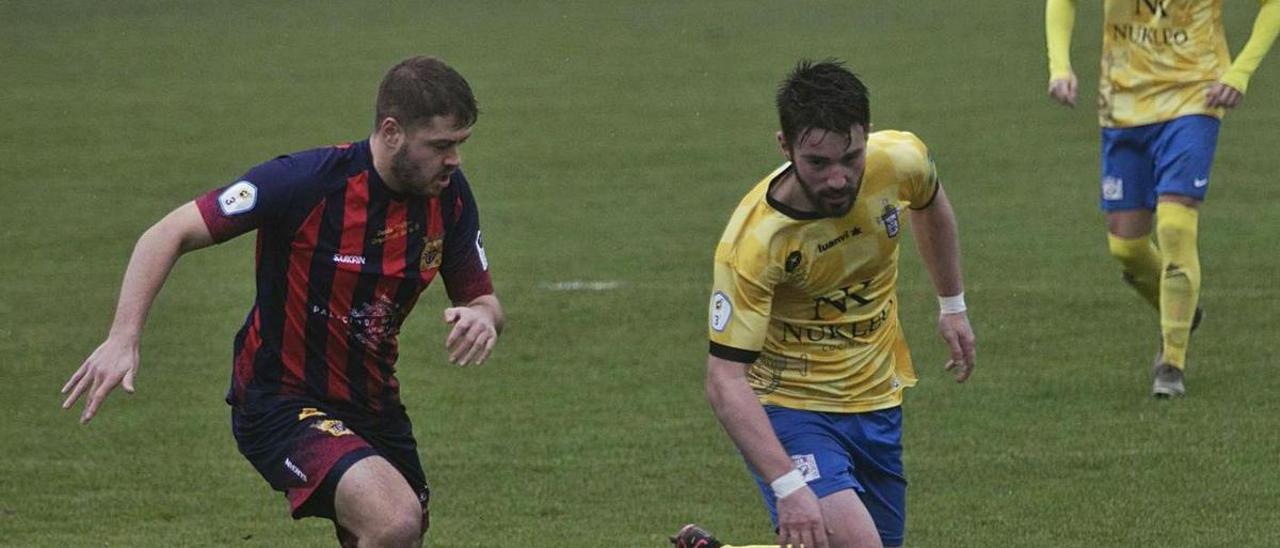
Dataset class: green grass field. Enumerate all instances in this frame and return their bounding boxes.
[3,1,1279,546]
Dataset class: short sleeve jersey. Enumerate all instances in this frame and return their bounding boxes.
[194,140,493,416]
[1098,0,1231,127]
[708,131,939,414]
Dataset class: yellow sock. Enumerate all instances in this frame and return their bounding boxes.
[1107,233,1162,310]
[1155,202,1201,370]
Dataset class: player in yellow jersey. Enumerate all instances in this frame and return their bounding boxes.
[682,60,976,548]
[1046,0,1279,397]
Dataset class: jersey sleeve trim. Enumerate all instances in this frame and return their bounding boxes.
[709,341,760,364]
[908,181,942,210]
[194,190,241,243]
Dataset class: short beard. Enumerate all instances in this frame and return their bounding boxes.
[389,146,429,195]
[795,169,855,218]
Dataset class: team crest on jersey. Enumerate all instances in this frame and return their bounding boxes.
[420,237,444,271]
[218,181,257,216]
[709,291,732,332]
[877,200,901,238]
[311,419,353,438]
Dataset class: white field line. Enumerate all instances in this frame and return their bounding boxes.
[539,280,627,291]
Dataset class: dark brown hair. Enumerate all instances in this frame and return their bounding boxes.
[375,56,478,130]
[776,59,870,146]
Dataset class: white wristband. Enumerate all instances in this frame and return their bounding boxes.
[770,469,806,500]
[938,293,966,314]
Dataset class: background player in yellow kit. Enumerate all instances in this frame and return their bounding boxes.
[683,60,976,548]
[1046,0,1279,396]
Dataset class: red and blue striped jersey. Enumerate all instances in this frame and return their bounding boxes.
[195,140,493,416]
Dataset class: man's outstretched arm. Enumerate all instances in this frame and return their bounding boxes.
[909,186,977,382]
[61,201,214,423]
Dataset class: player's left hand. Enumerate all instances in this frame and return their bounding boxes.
[1048,72,1079,108]
[443,306,498,366]
[1205,82,1244,108]
[938,311,976,383]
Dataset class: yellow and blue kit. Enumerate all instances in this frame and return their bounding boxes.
[708,131,939,414]
[1047,0,1280,128]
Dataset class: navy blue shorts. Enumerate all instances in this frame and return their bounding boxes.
[750,405,907,547]
[1100,114,1220,211]
[231,396,430,519]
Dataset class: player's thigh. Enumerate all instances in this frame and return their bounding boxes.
[1153,114,1218,204]
[232,400,379,519]
[334,455,423,539]
[355,414,432,530]
[819,489,884,548]
[1100,125,1158,214]
[752,407,861,527]
[844,408,907,548]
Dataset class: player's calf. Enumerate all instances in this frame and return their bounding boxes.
[1107,233,1162,311]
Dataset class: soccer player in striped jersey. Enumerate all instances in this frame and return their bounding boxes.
[695,60,976,548]
[1046,0,1279,396]
[61,56,504,547]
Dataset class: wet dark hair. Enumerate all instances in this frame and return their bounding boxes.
[776,59,870,146]
[375,56,478,130]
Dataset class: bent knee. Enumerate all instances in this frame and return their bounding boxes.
[1106,234,1148,263]
[380,508,424,546]
[1155,202,1199,251]
[827,529,885,548]
[353,505,422,547]
[1155,219,1196,250]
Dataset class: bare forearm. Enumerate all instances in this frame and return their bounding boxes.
[108,202,213,341]
[910,189,965,297]
[706,363,794,481]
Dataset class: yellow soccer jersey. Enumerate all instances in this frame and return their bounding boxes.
[1049,0,1280,125]
[708,131,939,414]
[1098,0,1231,127]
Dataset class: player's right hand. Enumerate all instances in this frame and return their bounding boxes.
[776,486,829,548]
[1205,82,1244,109]
[1048,73,1078,107]
[61,337,139,424]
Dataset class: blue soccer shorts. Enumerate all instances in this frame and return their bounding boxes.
[1099,114,1220,211]
[750,405,907,547]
